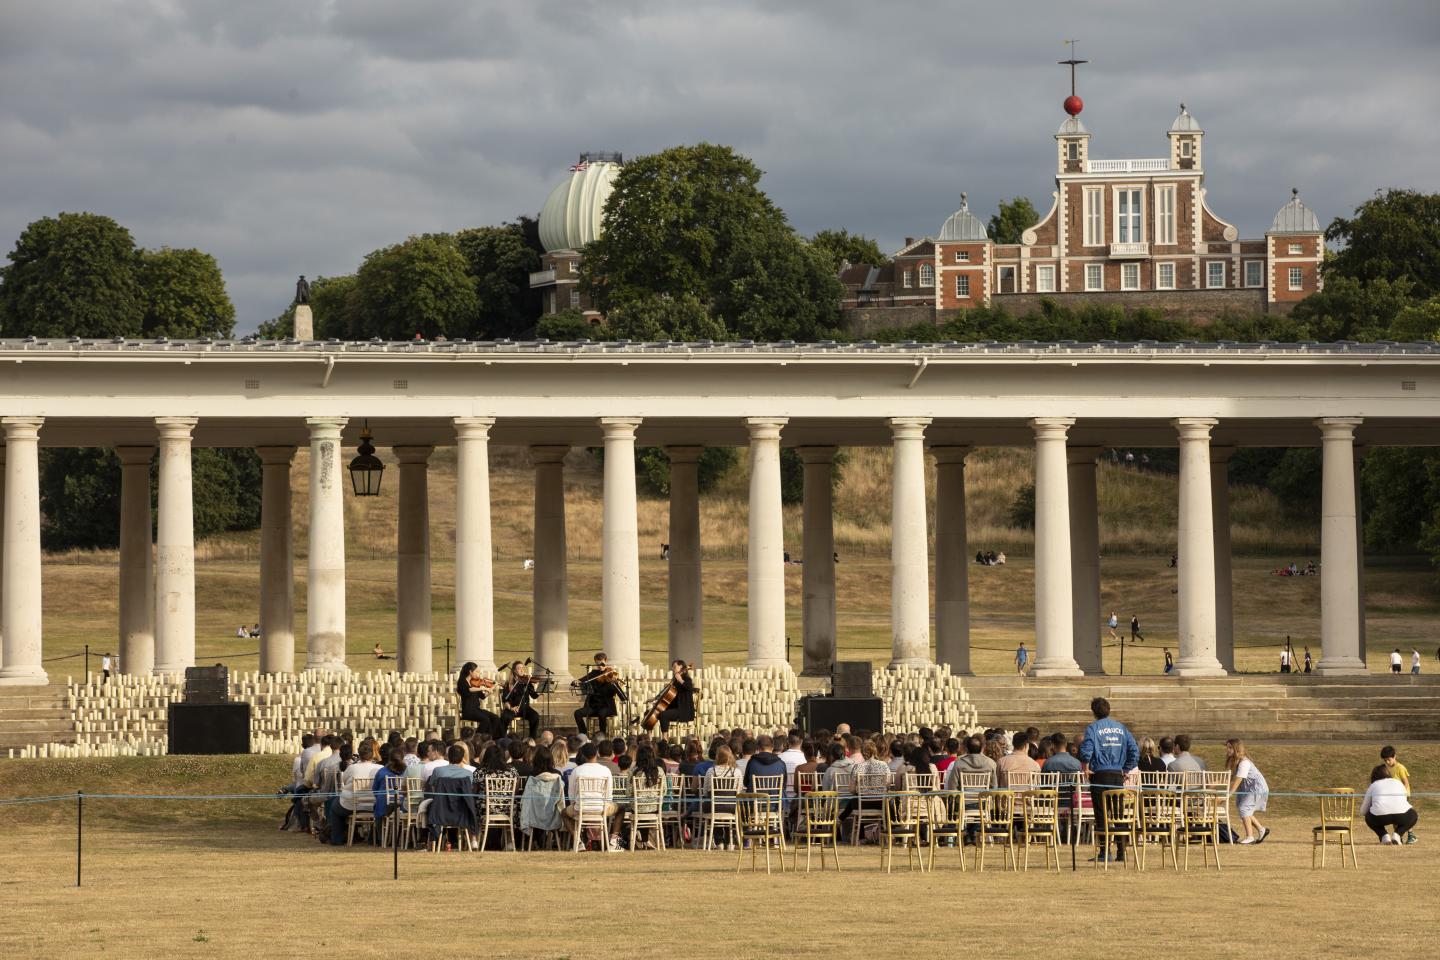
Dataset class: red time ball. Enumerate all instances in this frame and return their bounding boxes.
[1064,94,1083,117]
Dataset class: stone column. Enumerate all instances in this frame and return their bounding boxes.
[395,445,434,674]
[1354,446,1368,666]
[0,447,5,672]
[1316,418,1368,675]
[153,417,197,676]
[890,418,932,667]
[305,417,348,672]
[746,418,789,669]
[600,418,643,669]
[531,445,571,681]
[1067,446,1105,675]
[1173,419,1226,676]
[799,446,837,676]
[932,446,971,674]
[1030,418,1082,676]
[454,418,496,670]
[1210,445,1236,673]
[666,445,704,668]
[116,445,156,677]
[256,446,296,675]
[0,418,45,685]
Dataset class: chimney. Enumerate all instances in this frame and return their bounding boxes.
[904,237,915,247]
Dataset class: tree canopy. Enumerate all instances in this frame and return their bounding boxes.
[454,222,542,339]
[808,229,889,272]
[1326,189,1440,300]
[138,247,235,338]
[987,197,1040,245]
[0,212,146,338]
[351,234,478,340]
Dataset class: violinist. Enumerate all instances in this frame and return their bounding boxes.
[574,652,624,736]
[656,660,695,734]
[455,661,501,737]
[499,659,542,739]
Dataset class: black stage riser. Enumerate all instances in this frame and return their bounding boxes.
[167,703,251,755]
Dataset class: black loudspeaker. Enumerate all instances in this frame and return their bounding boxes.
[831,661,873,698]
[168,703,251,755]
[800,696,884,735]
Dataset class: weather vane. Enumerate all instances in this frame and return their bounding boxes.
[1059,39,1088,117]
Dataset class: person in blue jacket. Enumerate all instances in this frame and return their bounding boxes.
[1079,696,1139,863]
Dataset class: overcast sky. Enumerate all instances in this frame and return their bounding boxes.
[3,1,1438,332]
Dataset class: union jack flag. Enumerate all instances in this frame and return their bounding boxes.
[569,161,589,172]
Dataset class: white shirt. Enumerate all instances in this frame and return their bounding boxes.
[778,748,806,796]
[101,656,111,671]
[290,754,305,788]
[1361,777,1411,818]
[567,761,614,809]
[1413,651,1422,668]
[1280,649,1291,666]
[1392,651,1403,667]
[339,761,382,811]
[1159,752,1175,767]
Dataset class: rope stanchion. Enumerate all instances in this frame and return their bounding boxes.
[76,790,83,889]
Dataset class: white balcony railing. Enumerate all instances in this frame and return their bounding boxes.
[528,269,556,287]
[1086,158,1170,174]
[1109,242,1150,258]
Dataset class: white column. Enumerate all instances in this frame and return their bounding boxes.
[257,445,295,675]
[746,417,789,669]
[666,445,704,668]
[0,418,45,685]
[890,418,932,667]
[1354,446,1368,666]
[600,418,643,669]
[454,418,496,670]
[305,417,348,672]
[799,446,837,676]
[1210,445,1236,673]
[932,446,971,675]
[1316,418,1368,675]
[153,417,197,676]
[116,445,155,677]
[1067,446,1104,675]
[1030,418,1081,676]
[531,445,571,681]
[1173,418,1225,676]
[395,445,434,674]
[0,447,5,672]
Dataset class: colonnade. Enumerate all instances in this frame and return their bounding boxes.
[0,413,1374,685]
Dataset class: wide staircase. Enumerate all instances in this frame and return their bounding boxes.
[963,674,1440,740]
[0,691,76,753]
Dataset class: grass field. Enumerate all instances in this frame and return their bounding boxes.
[3,745,1436,959]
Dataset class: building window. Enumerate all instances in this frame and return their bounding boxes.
[1288,242,1303,255]
[955,275,970,298]
[998,266,1015,292]
[1181,140,1192,159]
[1289,267,1304,290]
[1067,141,1079,162]
[1245,260,1263,288]
[569,288,581,306]
[1156,262,1176,290]
[1121,263,1140,290]
[1036,265,1056,293]
[1116,188,1143,244]
[1084,186,1104,247]
[1085,263,1103,291]
[955,250,970,262]
[1156,185,1176,246]
[568,261,579,275]
[919,263,934,287]
[1207,261,1225,289]
[903,270,913,288]
[547,291,554,313]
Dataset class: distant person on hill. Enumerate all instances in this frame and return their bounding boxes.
[1391,648,1403,675]
[1304,646,1313,673]
[1107,612,1119,642]
[1014,642,1030,676]
[1412,649,1422,675]
[1280,645,1293,674]
[100,652,112,683]
[1226,739,1270,844]
[374,643,392,661]
[1163,648,1173,674]
[1362,764,1418,845]
[1130,616,1144,643]
[996,551,1007,565]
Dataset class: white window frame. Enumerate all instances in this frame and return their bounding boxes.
[1288,243,1303,255]
[1067,141,1079,162]
[568,261,579,275]
[1113,186,1143,244]
[1244,260,1263,288]
[902,270,913,289]
[1180,140,1192,159]
[1036,265,1056,293]
[1155,184,1176,246]
[1206,261,1226,289]
[998,266,1015,290]
[569,288,581,306]
[954,250,970,263]
[918,263,934,287]
[955,275,970,298]
[1156,262,1176,290]
[1083,186,1104,247]
[1288,267,1304,290]
[1121,263,1140,291]
[1085,263,1103,291]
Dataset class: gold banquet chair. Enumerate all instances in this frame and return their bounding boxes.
[975,790,1017,872]
[1312,788,1359,869]
[1020,788,1062,872]
[882,791,926,873]
[792,791,842,873]
[1096,787,1141,872]
[736,792,786,874]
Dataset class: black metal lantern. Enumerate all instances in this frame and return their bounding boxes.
[348,421,385,497]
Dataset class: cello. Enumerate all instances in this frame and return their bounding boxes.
[641,663,693,731]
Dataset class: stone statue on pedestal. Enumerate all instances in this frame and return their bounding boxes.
[294,275,311,306]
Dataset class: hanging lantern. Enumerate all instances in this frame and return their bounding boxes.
[348,421,385,497]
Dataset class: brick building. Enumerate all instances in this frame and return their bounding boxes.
[530,152,622,321]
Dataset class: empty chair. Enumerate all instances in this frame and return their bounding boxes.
[927,790,967,872]
[1139,789,1181,871]
[975,790,1017,872]
[1179,790,1224,872]
[792,791,842,873]
[1020,788,1062,872]
[882,792,927,874]
[1312,788,1359,869]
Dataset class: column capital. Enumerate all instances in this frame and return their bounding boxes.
[599,416,642,438]
[305,417,347,439]
[664,445,704,464]
[889,417,931,440]
[255,445,297,466]
[1030,417,1074,441]
[1315,416,1363,439]
[529,444,570,465]
[1066,445,1103,466]
[746,417,787,440]
[797,445,838,464]
[393,445,434,465]
[154,416,197,440]
[1209,444,1237,465]
[453,416,495,440]
[1172,417,1218,440]
[115,445,156,466]
[1,416,43,440]
[930,445,972,466]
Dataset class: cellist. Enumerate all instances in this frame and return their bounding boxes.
[656,660,695,734]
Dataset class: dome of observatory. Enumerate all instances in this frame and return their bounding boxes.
[1270,188,1320,234]
[1170,103,1203,133]
[938,193,989,242]
[538,153,623,253]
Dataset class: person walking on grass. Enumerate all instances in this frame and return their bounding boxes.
[1412,649,1422,676]
[1107,612,1119,642]
[1015,642,1030,676]
[1130,615,1144,644]
[1391,648,1403,676]
[1226,738,1270,844]
[1163,648,1174,675]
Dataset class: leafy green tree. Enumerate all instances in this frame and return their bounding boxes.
[1009,483,1036,530]
[1266,448,1323,519]
[137,247,235,338]
[1389,296,1440,341]
[454,223,542,339]
[987,197,1040,245]
[39,449,124,550]
[634,447,739,497]
[1288,275,1415,342]
[606,293,725,342]
[536,307,603,341]
[1326,189,1440,300]
[808,229,889,272]
[352,236,477,340]
[0,212,144,337]
[1362,448,1440,553]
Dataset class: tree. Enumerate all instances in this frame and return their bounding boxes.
[536,307,602,341]
[988,197,1040,245]
[1288,275,1415,342]
[1326,189,1440,300]
[258,273,358,340]
[808,229,889,272]
[605,293,725,342]
[137,247,235,338]
[454,223,542,339]
[634,446,739,496]
[351,235,477,340]
[0,212,144,338]
[1362,448,1440,553]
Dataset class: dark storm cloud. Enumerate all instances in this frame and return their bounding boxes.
[1,1,1437,332]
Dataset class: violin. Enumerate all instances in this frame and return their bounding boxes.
[466,674,496,692]
[641,663,693,731]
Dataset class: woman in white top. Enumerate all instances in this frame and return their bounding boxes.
[1225,738,1270,844]
[1361,765,1418,844]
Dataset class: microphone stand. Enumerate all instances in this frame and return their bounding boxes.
[530,659,558,736]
